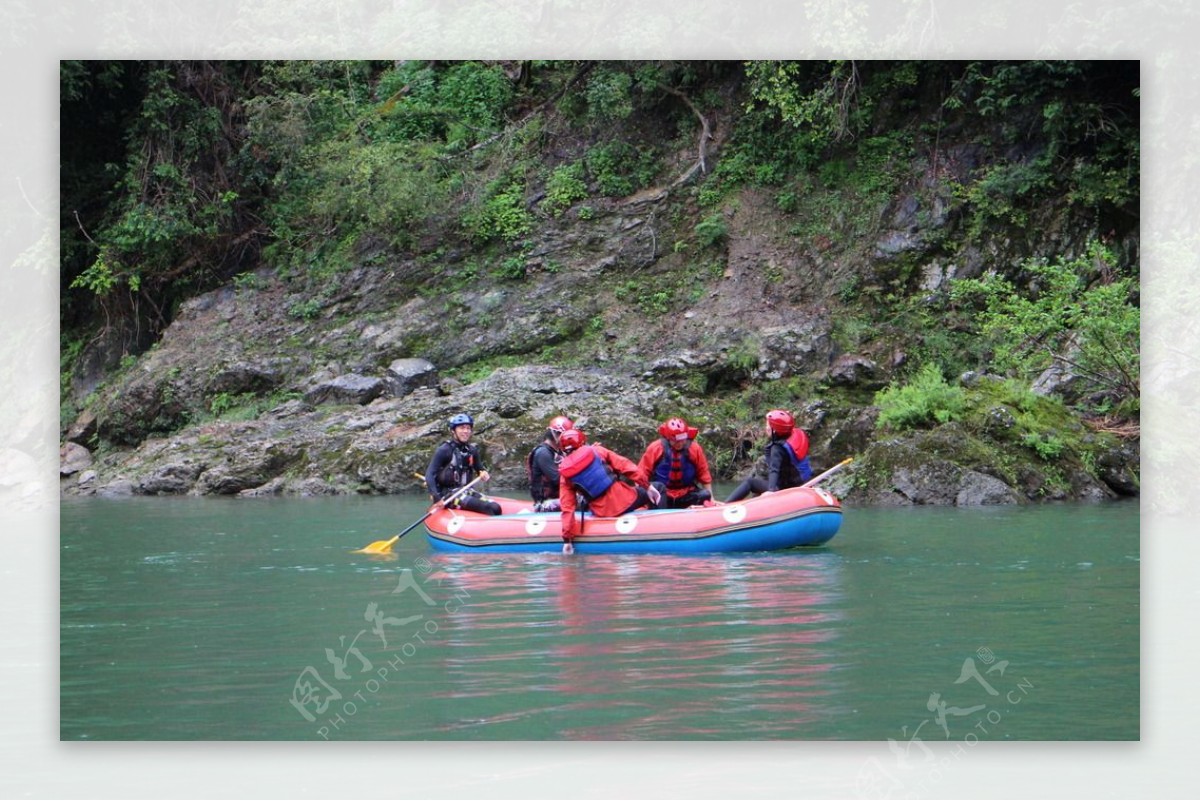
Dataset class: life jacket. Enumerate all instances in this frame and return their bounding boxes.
[558,445,616,501]
[651,438,699,490]
[437,440,480,489]
[526,441,562,501]
[782,429,813,482]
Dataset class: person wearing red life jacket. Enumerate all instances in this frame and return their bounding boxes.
[638,417,714,508]
[526,415,574,512]
[557,428,658,540]
[724,409,814,502]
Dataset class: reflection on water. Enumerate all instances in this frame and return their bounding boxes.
[427,553,846,738]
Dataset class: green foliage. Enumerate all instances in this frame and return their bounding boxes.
[64,63,252,322]
[206,390,302,423]
[875,363,967,431]
[944,61,1139,225]
[543,162,589,217]
[1022,431,1065,461]
[436,62,515,148]
[493,255,528,280]
[287,298,322,320]
[614,279,673,315]
[950,240,1139,409]
[585,141,658,197]
[69,252,120,295]
[232,271,261,291]
[449,354,530,383]
[585,68,634,122]
[693,214,728,248]
[955,155,1055,237]
[744,61,871,147]
[462,178,534,244]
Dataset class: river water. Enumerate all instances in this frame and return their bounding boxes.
[59,492,1138,743]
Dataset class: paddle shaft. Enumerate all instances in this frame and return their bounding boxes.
[369,475,485,551]
[800,457,854,488]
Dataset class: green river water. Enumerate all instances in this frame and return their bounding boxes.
[59,492,1138,745]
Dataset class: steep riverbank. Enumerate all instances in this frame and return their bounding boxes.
[59,61,1140,506]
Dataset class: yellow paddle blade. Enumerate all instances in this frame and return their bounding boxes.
[353,536,399,554]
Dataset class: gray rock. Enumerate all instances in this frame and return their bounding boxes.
[65,409,98,445]
[955,470,1021,505]
[97,479,134,497]
[138,462,203,495]
[828,354,883,388]
[385,358,439,397]
[304,374,387,406]
[60,442,92,476]
[207,361,283,395]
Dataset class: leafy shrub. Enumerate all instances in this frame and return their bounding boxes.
[949,240,1139,411]
[585,141,658,197]
[462,178,533,244]
[694,214,728,248]
[875,363,966,431]
[585,68,634,121]
[543,162,589,217]
[287,298,322,320]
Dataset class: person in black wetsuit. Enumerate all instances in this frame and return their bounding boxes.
[425,412,502,515]
[526,415,574,511]
[725,409,814,502]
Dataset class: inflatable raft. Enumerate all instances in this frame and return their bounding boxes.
[424,484,843,554]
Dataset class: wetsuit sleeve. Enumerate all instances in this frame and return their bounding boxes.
[532,446,560,484]
[425,443,449,497]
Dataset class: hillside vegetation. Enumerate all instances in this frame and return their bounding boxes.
[59,60,1140,504]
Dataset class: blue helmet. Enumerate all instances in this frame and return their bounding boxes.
[448,413,474,429]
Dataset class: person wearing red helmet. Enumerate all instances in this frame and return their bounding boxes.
[526,415,575,511]
[725,409,814,502]
[424,412,502,515]
[557,428,658,540]
[638,417,714,508]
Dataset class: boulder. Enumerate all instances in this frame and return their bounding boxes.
[828,354,884,389]
[207,361,283,395]
[304,374,387,406]
[384,358,439,397]
[65,409,98,446]
[60,442,93,476]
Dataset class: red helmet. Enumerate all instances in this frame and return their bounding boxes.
[658,417,690,442]
[559,428,587,451]
[548,415,574,434]
[765,409,795,436]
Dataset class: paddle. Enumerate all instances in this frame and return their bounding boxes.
[800,457,854,489]
[353,475,485,554]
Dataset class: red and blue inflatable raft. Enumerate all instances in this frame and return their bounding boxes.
[424,484,843,554]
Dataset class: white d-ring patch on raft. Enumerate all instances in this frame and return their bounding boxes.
[815,488,834,505]
[615,515,638,534]
[447,515,465,534]
[722,504,748,523]
[525,518,546,535]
